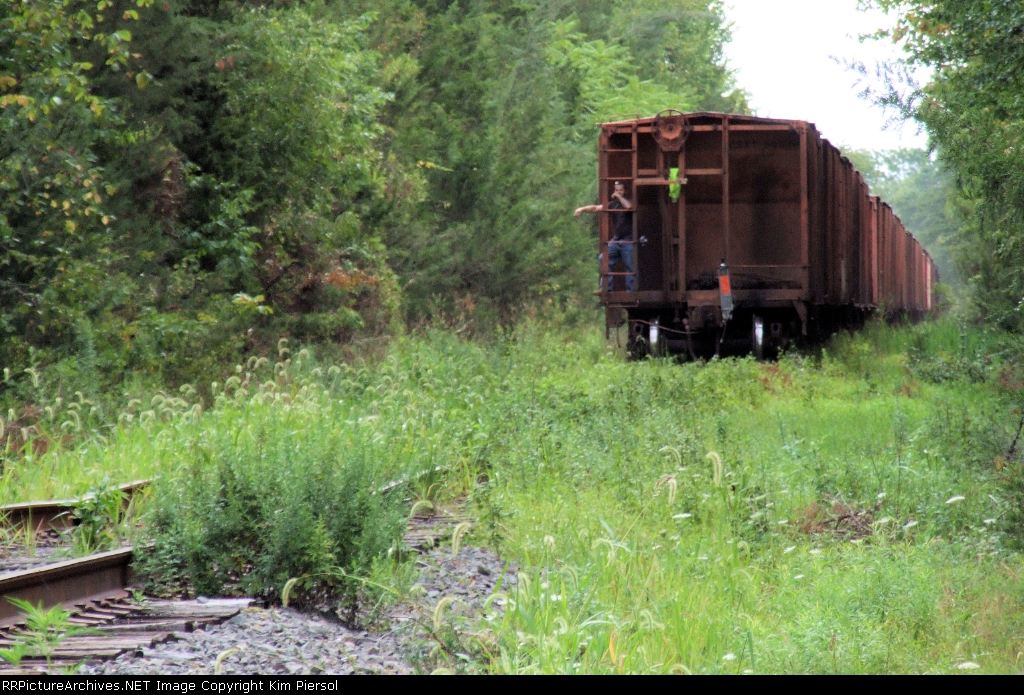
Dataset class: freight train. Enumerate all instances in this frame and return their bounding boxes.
[593,111,937,359]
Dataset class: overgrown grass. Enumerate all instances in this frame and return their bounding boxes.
[2,316,1023,672]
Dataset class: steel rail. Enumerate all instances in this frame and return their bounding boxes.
[0,479,151,531]
[0,547,133,626]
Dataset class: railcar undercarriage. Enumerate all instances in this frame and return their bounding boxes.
[611,303,871,361]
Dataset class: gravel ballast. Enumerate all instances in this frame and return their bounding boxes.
[81,546,516,675]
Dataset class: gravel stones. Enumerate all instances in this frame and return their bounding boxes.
[82,605,411,675]
[0,530,75,574]
[80,546,516,675]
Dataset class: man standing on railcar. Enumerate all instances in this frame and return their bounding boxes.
[575,181,634,292]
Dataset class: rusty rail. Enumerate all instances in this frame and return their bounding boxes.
[0,547,133,626]
[0,479,151,531]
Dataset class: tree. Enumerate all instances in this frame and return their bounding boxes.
[864,0,1024,328]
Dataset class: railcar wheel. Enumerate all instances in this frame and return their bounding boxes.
[626,320,647,360]
[752,315,765,361]
[649,318,666,357]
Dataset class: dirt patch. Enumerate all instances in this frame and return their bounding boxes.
[796,496,879,539]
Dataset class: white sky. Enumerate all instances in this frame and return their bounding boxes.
[723,0,928,152]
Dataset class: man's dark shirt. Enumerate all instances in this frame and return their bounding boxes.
[608,196,632,241]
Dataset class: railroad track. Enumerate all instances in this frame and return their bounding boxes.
[0,546,252,674]
[0,479,151,531]
[0,487,471,673]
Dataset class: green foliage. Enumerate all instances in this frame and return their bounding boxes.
[124,349,412,607]
[70,477,130,554]
[865,0,1024,328]
[0,0,139,373]
[3,597,96,668]
[0,0,408,407]
[11,317,1024,671]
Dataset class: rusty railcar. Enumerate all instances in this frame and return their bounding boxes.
[595,111,937,358]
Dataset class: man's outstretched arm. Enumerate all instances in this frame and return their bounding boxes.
[574,204,603,217]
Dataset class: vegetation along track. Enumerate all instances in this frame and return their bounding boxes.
[0,481,471,673]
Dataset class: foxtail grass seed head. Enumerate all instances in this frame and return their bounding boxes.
[410,499,434,518]
[659,446,682,468]
[451,521,472,556]
[214,648,241,675]
[433,596,455,633]
[656,474,677,505]
[281,577,302,608]
[707,452,723,487]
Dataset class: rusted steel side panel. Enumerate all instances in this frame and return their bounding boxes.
[676,135,687,302]
[722,115,730,261]
[598,128,610,292]
[917,242,926,310]
[684,128,725,290]
[727,127,803,289]
[911,240,919,309]
[910,241,916,310]
[807,129,826,303]
[885,206,892,304]
[905,232,911,309]
[860,176,870,302]
[890,209,900,306]
[923,249,931,310]
[884,208,894,307]
[926,252,934,309]
[830,149,841,303]
[878,202,893,307]
[821,145,833,302]
[892,212,902,306]
[901,231,909,307]
[897,226,907,309]
[922,249,929,310]
[870,196,879,305]
[911,241,920,310]
[833,146,847,303]
[845,156,854,303]
[825,146,835,302]
[857,182,870,304]
[844,157,856,304]
[912,236,920,310]
[800,126,809,284]
[877,203,886,306]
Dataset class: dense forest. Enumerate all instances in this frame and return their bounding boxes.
[0,0,744,403]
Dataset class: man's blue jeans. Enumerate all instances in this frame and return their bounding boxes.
[600,242,635,291]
